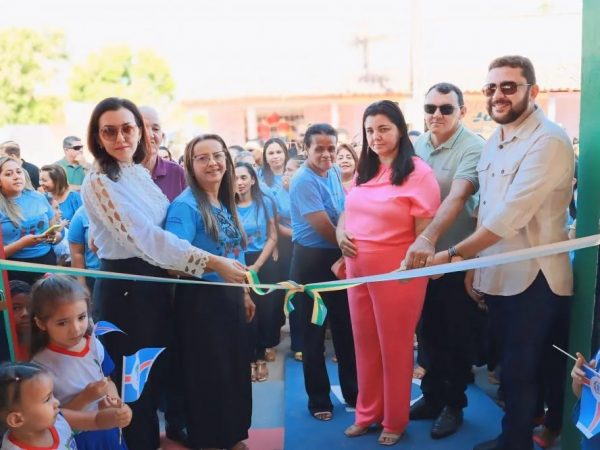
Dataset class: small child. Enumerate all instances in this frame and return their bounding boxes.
[0,361,77,449]
[8,281,32,361]
[29,275,131,449]
[571,352,600,449]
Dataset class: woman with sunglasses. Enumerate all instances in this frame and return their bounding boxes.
[81,97,247,450]
[337,100,440,445]
[165,136,254,450]
[235,161,278,382]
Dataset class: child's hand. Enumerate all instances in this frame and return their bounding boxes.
[84,378,109,402]
[572,352,596,386]
[98,395,121,410]
[95,405,132,429]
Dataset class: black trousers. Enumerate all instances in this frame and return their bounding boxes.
[246,251,282,361]
[279,236,304,352]
[95,258,173,450]
[486,273,570,450]
[420,271,479,409]
[174,283,251,449]
[8,248,56,285]
[290,244,358,414]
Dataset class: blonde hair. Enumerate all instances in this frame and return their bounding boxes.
[0,156,30,226]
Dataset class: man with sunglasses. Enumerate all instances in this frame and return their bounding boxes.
[406,82,484,440]
[56,136,89,190]
[430,56,574,450]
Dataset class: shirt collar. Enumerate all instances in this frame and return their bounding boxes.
[498,105,544,144]
[152,155,167,178]
[426,124,465,153]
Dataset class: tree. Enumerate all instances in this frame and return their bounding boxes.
[69,46,176,105]
[0,28,66,125]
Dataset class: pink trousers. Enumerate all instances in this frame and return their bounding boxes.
[346,246,427,433]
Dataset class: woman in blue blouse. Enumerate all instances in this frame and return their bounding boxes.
[39,164,82,224]
[165,134,255,450]
[272,155,305,360]
[0,156,58,285]
[260,137,289,191]
[235,162,278,381]
[289,124,357,421]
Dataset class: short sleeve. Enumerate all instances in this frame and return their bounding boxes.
[165,201,199,243]
[409,169,441,218]
[67,210,85,244]
[453,142,483,192]
[296,178,325,216]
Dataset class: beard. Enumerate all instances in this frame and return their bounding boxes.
[487,93,530,125]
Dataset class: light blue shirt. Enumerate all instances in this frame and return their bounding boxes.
[290,165,345,248]
[165,188,245,282]
[237,197,276,253]
[68,206,100,270]
[1,190,53,259]
[272,186,291,228]
[58,191,83,223]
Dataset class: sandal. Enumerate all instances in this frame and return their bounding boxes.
[487,370,500,385]
[265,348,276,362]
[256,360,269,382]
[344,424,369,437]
[378,431,403,446]
[313,411,333,421]
[250,363,257,382]
[230,441,249,450]
[294,352,303,362]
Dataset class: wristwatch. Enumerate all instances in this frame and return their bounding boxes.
[447,246,460,259]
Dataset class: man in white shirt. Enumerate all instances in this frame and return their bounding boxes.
[432,55,574,450]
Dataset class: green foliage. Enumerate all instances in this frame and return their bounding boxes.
[0,28,66,125]
[69,45,175,104]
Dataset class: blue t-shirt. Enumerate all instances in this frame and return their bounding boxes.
[45,191,82,223]
[237,197,276,253]
[272,186,291,228]
[59,191,82,223]
[165,188,245,282]
[67,206,100,270]
[290,165,345,249]
[260,173,283,191]
[1,190,53,259]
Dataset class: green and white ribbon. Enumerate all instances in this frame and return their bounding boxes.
[3,234,600,327]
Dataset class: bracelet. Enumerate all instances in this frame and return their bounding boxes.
[448,246,459,259]
[418,234,434,245]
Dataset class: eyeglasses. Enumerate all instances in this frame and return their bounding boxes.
[192,151,227,166]
[99,124,138,142]
[69,145,83,151]
[424,104,459,115]
[482,82,532,97]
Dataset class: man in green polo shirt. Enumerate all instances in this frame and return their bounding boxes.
[56,135,89,190]
[404,82,484,439]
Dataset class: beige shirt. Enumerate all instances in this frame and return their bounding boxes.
[474,106,574,296]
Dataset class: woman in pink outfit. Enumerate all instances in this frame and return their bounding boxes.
[336,100,440,446]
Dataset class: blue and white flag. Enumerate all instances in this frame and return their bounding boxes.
[577,349,600,438]
[94,321,126,336]
[122,348,165,403]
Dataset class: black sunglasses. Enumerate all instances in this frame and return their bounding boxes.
[424,104,459,115]
[70,145,83,151]
[482,81,532,97]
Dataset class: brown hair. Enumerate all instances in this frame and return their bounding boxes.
[488,55,536,85]
[40,164,69,197]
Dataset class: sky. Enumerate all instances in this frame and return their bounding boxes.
[0,0,582,100]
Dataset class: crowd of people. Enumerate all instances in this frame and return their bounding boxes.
[0,54,590,450]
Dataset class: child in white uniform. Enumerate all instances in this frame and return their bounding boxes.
[0,362,77,449]
[29,275,131,449]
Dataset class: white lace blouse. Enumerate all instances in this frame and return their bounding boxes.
[81,163,209,276]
